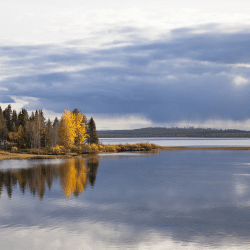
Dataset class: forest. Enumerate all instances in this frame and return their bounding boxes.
[0,105,99,152]
[98,127,250,138]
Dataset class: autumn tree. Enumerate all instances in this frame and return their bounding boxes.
[86,117,99,144]
[73,112,87,146]
[8,132,19,142]
[59,110,87,148]
[17,125,27,149]
[72,108,88,145]
[59,110,76,148]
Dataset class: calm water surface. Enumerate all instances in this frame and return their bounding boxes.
[1,151,250,249]
[100,137,250,147]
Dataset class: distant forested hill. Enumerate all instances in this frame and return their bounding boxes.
[97,127,250,138]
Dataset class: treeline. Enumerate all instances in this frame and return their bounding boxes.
[0,105,99,149]
[98,127,250,138]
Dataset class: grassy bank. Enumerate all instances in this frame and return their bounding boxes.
[0,150,71,161]
[1,144,250,161]
[0,143,160,161]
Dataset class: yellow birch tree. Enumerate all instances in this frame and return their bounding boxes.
[73,112,87,145]
[59,110,76,148]
[59,110,87,148]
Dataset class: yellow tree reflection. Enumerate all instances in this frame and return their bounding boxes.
[60,158,88,197]
[0,157,99,199]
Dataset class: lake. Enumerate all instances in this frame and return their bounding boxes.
[100,137,250,147]
[1,149,250,249]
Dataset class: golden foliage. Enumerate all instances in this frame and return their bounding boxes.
[10,146,18,152]
[50,145,67,155]
[59,110,76,148]
[60,158,88,197]
[73,112,87,145]
[8,132,19,141]
[59,110,87,149]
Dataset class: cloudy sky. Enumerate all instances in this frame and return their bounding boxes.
[1,0,250,130]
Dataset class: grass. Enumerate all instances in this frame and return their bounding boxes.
[0,150,70,161]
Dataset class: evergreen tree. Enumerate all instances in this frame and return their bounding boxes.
[18,109,29,128]
[38,110,46,148]
[12,110,18,132]
[52,117,60,146]
[17,109,29,147]
[0,107,7,140]
[86,117,99,144]
[72,108,80,115]
[3,105,12,132]
[72,108,88,125]
[45,119,53,149]
[27,110,46,149]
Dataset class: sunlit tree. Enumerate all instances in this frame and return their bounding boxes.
[59,110,76,148]
[59,110,87,148]
[73,112,87,146]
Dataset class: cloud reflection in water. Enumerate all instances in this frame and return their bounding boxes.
[0,151,250,249]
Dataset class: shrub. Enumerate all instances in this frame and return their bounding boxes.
[50,145,67,155]
[11,146,18,153]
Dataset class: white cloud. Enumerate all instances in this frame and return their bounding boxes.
[87,115,250,131]
[0,96,40,113]
[234,75,249,86]
[0,99,28,113]
[0,222,246,250]
[0,87,8,91]
[1,2,250,46]
[89,114,153,130]
[28,109,62,121]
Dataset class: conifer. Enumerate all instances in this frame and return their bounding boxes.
[86,117,99,145]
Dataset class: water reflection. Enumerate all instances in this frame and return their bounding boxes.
[1,151,250,249]
[0,157,99,199]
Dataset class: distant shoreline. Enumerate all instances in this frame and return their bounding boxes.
[97,127,250,138]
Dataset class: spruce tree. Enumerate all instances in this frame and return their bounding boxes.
[86,117,99,144]
[3,105,12,132]
[0,107,7,140]
[45,119,53,149]
[52,117,60,146]
[12,110,18,132]
[17,109,29,148]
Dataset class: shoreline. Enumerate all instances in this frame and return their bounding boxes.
[1,146,250,161]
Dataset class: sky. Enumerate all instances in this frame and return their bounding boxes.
[1,1,250,130]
